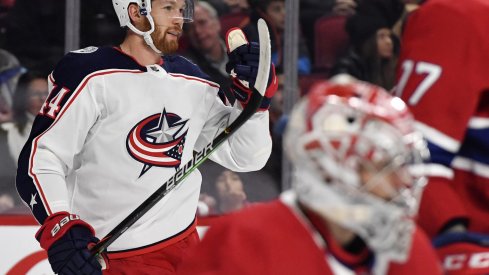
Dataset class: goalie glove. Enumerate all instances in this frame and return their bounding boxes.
[36,211,108,274]
[225,27,278,111]
[433,231,489,275]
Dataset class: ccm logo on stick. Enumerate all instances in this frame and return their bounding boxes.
[51,214,80,237]
[444,252,489,270]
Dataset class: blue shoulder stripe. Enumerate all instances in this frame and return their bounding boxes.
[427,141,455,167]
[459,128,489,165]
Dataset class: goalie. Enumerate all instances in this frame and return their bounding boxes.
[15,0,276,274]
[178,75,443,275]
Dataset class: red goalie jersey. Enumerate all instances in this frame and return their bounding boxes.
[179,195,442,275]
[395,0,489,238]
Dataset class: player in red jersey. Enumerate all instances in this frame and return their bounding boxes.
[178,75,443,275]
[395,0,489,274]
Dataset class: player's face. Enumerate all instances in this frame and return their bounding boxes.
[188,5,221,52]
[265,1,286,32]
[148,0,186,53]
[376,28,394,59]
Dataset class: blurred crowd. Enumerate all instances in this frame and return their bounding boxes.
[4,1,489,274]
[0,0,418,214]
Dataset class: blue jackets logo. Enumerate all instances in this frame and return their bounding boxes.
[126,108,189,177]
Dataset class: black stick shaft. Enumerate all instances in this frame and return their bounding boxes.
[90,89,263,256]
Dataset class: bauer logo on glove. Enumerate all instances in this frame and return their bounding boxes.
[51,213,81,237]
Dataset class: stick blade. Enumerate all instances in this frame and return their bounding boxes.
[254,18,271,97]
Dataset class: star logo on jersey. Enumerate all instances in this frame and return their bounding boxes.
[127,108,189,177]
[29,193,37,209]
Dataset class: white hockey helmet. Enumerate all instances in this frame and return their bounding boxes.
[284,74,429,264]
[112,0,194,53]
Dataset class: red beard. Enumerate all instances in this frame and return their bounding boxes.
[151,27,180,54]
[143,20,181,54]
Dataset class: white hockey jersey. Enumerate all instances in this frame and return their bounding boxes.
[15,46,272,257]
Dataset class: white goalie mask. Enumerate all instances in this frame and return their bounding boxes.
[284,74,429,265]
[113,0,194,53]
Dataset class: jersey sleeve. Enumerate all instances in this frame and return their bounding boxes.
[397,2,485,143]
[15,53,102,224]
[395,1,489,237]
[195,89,272,172]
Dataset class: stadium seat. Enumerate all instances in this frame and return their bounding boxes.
[0,0,15,17]
[314,15,349,72]
[299,73,328,96]
[219,11,250,38]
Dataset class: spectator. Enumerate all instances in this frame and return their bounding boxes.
[300,0,352,59]
[0,192,15,213]
[207,0,249,16]
[330,0,404,90]
[213,170,249,214]
[198,169,249,216]
[332,0,358,16]
[185,1,232,96]
[0,49,23,196]
[244,0,312,75]
[198,159,281,211]
[178,75,442,275]
[223,0,249,13]
[0,48,25,123]
[3,0,123,76]
[1,72,48,163]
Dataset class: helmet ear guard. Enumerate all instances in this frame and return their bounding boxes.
[112,0,193,27]
[112,0,194,53]
[140,0,150,15]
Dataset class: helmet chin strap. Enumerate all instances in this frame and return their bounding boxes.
[126,14,162,54]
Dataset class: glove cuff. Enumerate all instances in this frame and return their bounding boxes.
[231,64,278,111]
[36,211,95,250]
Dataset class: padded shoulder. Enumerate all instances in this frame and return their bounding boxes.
[162,55,213,82]
[51,46,144,90]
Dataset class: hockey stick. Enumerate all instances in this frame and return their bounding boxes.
[90,18,271,257]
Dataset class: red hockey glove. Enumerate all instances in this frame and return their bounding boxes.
[36,211,108,274]
[225,28,278,111]
[433,231,489,275]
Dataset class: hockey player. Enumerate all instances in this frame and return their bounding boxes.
[395,0,489,274]
[15,0,277,274]
[178,75,443,275]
